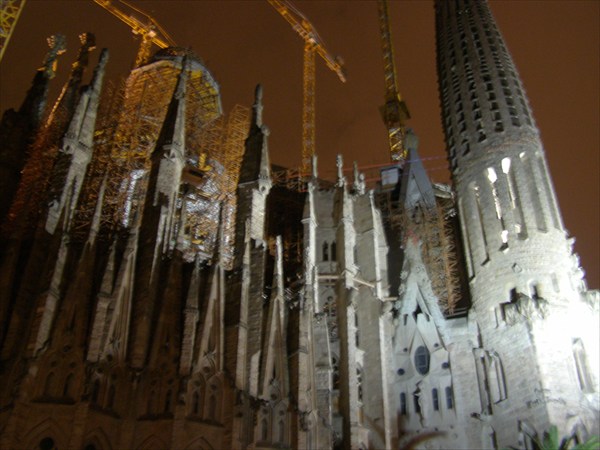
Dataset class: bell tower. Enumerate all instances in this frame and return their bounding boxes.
[436,0,598,445]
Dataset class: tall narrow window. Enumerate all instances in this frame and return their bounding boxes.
[322,242,329,261]
[331,242,337,261]
[445,386,454,409]
[400,393,407,415]
[207,394,216,419]
[107,384,116,409]
[278,420,285,443]
[573,339,593,393]
[261,418,268,441]
[91,379,100,404]
[357,367,363,402]
[164,389,172,413]
[432,388,440,411]
[414,346,430,375]
[63,373,74,398]
[44,372,55,397]
[148,389,156,414]
[192,391,200,415]
[413,392,421,414]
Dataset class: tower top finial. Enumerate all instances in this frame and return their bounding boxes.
[41,34,66,79]
[252,84,263,127]
[336,154,345,186]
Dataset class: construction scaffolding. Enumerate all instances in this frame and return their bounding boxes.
[377,187,464,314]
[190,103,251,268]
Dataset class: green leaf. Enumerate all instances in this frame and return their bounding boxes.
[573,435,600,450]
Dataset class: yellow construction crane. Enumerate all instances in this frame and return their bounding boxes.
[93,0,176,67]
[377,0,410,164]
[0,0,26,63]
[267,0,346,174]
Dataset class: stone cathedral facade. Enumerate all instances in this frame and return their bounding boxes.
[0,1,597,449]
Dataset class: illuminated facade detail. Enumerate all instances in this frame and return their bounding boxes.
[0,1,597,449]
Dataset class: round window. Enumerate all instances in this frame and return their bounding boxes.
[414,346,430,375]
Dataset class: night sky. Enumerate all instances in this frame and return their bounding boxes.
[0,1,597,288]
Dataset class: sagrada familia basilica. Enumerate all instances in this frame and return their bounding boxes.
[0,1,597,449]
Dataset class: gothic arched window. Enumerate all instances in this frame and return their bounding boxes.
[322,242,329,261]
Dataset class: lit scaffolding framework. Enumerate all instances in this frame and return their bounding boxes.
[100,55,221,228]
[70,54,223,245]
[196,104,251,268]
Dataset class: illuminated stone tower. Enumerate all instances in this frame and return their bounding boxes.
[436,0,598,446]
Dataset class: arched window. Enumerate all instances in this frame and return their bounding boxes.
[432,388,440,411]
[63,373,74,398]
[322,242,329,261]
[331,242,337,261]
[414,346,430,375]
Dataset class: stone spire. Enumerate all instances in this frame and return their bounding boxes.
[435,0,567,281]
[45,48,109,234]
[152,57,188,159]
[47,32,96,126]
[239,84,271,185]
[19,34,66,125]
[0,35,67,223]
[129,62,188,368]
[435,1,597,445]
[436,0,537,174]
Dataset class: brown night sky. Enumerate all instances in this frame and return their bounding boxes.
[0,0,598,288]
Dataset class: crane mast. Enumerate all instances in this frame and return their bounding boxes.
[377,0,410,165]
[0,0,26,63]
[267,0,346,174]
[93,0,176,67]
